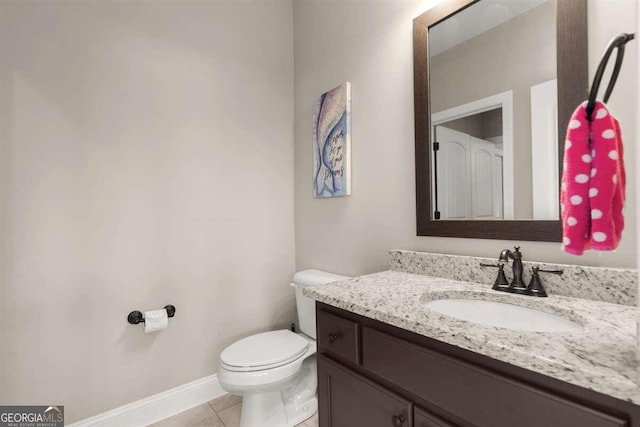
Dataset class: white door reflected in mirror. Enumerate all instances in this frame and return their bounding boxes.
[434,125,504,220]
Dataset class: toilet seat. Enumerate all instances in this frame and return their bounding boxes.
[220,330,310,372]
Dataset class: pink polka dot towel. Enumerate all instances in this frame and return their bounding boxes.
[560,101,625,255]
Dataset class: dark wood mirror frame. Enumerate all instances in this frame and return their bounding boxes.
[414,0,587,241]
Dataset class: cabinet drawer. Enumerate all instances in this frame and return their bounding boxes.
[317,309,360,364]
[319,354,412,427]
[362,327,627,427]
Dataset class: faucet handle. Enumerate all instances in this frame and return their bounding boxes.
[527,267,547,297]
[480,263,509,290]
[538,268,563,275]
[527,266,560,297]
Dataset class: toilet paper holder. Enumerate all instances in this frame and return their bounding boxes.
[128,305,176,325]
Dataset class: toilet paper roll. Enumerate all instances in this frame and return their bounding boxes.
[144,309,168,333]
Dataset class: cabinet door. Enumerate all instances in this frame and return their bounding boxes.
[318,354,412,427]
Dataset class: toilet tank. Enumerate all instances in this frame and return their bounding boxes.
[292,269,349,339]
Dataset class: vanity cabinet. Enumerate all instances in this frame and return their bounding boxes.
[318,355,412,427]
[316,302,639,427]
[414,407,454,427]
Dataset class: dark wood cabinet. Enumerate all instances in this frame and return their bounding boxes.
[414,407,454,427]
[362,327,626,427]
[316,309,360,364]
[318,355,412,427]
[316,302,640,427]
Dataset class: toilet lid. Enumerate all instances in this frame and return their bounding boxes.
[220,330,310,370]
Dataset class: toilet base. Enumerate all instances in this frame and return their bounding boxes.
[283,355,317,425]
[240,391,287,427]
[285,397,317,427]
[238,394,317,427]
[237,355,318,427]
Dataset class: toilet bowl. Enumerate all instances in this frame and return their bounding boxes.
[218,270,348,427]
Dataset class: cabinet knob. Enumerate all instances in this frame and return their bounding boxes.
[327,333,339,343]
[391,415,405,426]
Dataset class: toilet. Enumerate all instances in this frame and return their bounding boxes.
[218,269,349,427]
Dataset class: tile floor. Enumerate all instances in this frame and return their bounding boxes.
[149,393,318,427]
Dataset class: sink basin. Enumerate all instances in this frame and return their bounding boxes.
[424,298,582,332]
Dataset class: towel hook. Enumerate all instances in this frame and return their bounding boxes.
[586,32,635,121]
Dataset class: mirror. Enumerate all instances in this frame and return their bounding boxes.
[413,0,587,241]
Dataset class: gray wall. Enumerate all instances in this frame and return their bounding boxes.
[430,0,555,219]
[293,0,637,275]
[0,0,295,422]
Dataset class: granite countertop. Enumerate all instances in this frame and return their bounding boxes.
[303,270,640,404]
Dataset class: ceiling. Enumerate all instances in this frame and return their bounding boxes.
[429,0,549,57]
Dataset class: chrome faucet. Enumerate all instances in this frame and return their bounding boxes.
[498,246,526,292]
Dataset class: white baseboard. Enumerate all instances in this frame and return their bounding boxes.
[68,374,226,427]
